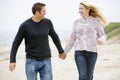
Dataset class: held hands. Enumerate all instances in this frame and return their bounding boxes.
[59,53,66,60]
[9,54,66,72]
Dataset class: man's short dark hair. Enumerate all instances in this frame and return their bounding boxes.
[32,2,46,15]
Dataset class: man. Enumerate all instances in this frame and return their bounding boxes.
[9,2,66,80]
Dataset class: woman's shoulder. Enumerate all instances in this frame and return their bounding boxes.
[89,16,101,25]
[75,17,83,21]
[74,18,82,24]
[90,16,100,22]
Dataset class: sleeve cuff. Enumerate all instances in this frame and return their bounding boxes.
[97,35,107,44]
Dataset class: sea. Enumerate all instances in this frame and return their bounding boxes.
[0,30,71,46]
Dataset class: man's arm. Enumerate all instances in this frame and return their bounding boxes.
[9,24,25,71]
[48,19,64,54]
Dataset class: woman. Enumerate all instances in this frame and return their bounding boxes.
[63,1,107,80]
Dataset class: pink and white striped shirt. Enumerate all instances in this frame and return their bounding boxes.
[64,16,107,53]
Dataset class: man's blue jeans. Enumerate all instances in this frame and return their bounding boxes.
[25,58,53,80]
[75,50,97,80]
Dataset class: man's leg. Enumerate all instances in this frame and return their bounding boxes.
[39,58,53,80]
[25,59,38,80]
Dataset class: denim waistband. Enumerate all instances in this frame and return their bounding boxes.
[26,58,51,61]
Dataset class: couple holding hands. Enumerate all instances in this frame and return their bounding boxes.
[9,1,107,80]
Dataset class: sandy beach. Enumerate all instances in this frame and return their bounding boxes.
[0,42,120,80]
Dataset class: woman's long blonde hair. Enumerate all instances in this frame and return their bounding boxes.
[80,1,108,26]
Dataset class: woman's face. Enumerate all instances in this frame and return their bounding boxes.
[79,4,89,18]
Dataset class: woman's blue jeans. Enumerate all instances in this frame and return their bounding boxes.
[25,58,53,80]
[75,50,97,80]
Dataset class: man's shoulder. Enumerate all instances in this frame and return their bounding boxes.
[18,18,32,29]
[21,17,32,25]
[43,18,51,22]
[42,18,53,25]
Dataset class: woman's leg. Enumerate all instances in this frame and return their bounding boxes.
[75,51,88,80]
[87,52,97,80]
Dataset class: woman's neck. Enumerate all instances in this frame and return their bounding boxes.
[83,14,89,20]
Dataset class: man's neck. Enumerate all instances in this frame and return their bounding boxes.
[32,16,43,22]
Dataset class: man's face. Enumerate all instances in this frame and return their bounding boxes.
[39,6,46,18]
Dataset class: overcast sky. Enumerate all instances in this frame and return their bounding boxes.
[0,0,120,35]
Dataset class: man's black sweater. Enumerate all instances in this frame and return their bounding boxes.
[10,18,64,63]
